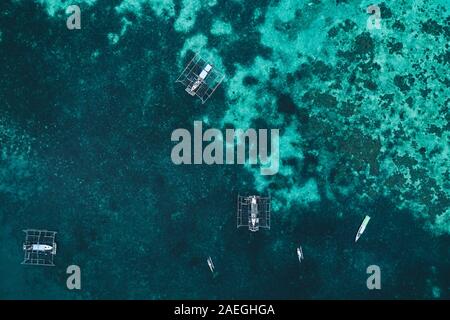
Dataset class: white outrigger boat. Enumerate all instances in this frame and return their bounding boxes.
[355,215,371,242]
[237,195,271,232]
[176,53,224,104]
[207,256,215,274]
[22,229,57,266]
[297,246,304,263]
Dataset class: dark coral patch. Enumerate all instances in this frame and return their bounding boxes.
[392,20,406,32]
[387,41,403,54]
[297,108,310,124]
[364,79,377,91]
[327,19,356,38]
[394,74,415,92]
[243,76,259,86]
[421,19,444,36]
[353,32,375,55]
[311,60,332,80]
[277,93,298,115]
[294,63,312,81]
[380,94,395,108]
[327,26,339,38]
[302,90,337,109]
[435,51,450,65]
[379,3,393,19]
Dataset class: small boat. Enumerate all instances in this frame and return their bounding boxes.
[297,246,304,263]
[207,256,215,274]
[355,215,371,242]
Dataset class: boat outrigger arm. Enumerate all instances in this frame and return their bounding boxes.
[355,215,371,242]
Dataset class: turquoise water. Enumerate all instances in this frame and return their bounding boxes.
[0,0,449,299]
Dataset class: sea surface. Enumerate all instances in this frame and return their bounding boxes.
[0,0,449,299]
